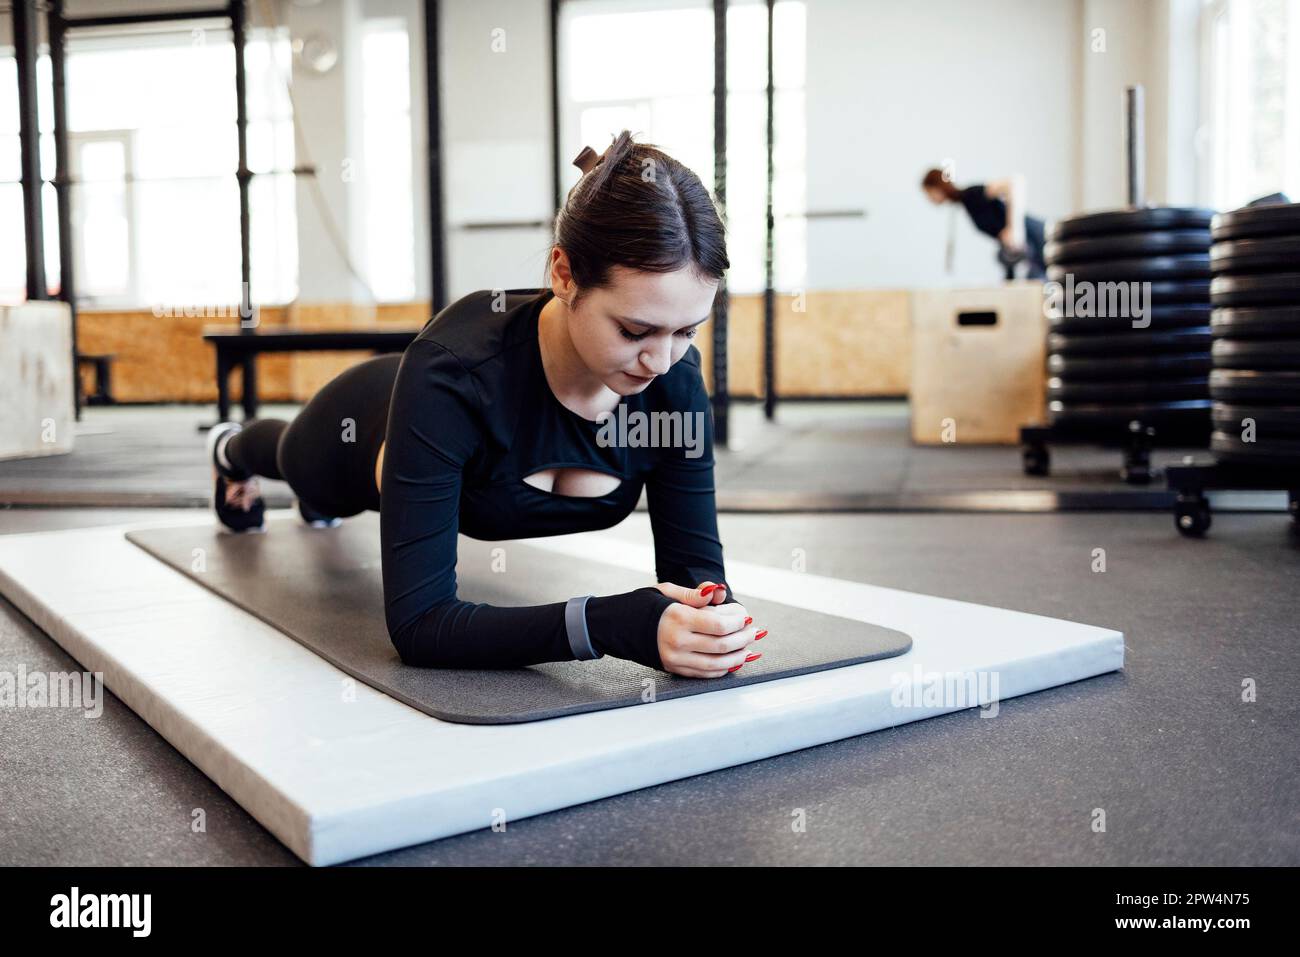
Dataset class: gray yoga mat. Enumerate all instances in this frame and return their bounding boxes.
[125,515,912,724]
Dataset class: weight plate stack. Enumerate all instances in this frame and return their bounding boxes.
[1208,202,1300,465]
[1044,207,1215,439]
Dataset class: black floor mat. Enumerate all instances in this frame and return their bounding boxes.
[124,514,911,724]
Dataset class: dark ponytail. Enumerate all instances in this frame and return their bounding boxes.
[548,130,730,305]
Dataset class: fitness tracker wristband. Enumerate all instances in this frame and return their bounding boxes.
[564,594,602,661]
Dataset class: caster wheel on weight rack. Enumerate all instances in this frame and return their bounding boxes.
[1175,494,1212,537]
[1022,443,1050,477]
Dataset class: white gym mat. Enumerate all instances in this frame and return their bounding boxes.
[0,514,1123,865]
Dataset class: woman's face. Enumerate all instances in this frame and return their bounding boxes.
[563,264,719,395]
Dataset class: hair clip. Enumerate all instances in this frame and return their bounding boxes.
[572,146,600,175]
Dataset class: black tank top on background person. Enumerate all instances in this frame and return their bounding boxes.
[959,184,1008,239]
[380,287,737,672]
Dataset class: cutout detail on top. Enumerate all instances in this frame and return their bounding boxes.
[522,467,623,498]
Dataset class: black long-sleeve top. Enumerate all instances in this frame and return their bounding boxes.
[959,184,1008,239]
[379,287,735,671]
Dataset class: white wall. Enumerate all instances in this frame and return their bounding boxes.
[284,0,433,304]
[801,0,1204,290]
[438,0,554,301]
[1078,0,1151,211]
[804,0,1081,290]
[1075,0,1205,208]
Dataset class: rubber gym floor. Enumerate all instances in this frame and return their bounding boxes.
[2,400,1296,866]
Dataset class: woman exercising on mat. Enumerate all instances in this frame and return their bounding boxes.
[205,130,763,680]
[920,166,1047,279]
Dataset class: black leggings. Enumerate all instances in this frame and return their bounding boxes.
[223,353,402,517]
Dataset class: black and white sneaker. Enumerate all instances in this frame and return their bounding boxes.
[213,472,267,533]
[207,422,265,533]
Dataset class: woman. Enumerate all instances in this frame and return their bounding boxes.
[920,167,1047,279]
[205,131,763,679]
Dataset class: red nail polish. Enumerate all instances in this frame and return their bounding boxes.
[754,629,768,640]
[700,584,717,596]
[727,664,742,672]
[745,653,762,662]
[744,616,753,626]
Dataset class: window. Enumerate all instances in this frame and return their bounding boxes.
[0,24,298,307]
[361,19,416,303]
[559,0,807,294]
[71,133,135,299]
[1201,0,1300,210]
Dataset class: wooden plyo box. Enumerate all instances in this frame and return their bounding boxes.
[910,283,1047,445]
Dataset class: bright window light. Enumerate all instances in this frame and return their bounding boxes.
[0,28,298,307]
[1204,0,1299,209]
[560,0,807,295]
[361,21,416,303]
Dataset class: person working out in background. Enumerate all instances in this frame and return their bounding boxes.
[921,167,1047,279]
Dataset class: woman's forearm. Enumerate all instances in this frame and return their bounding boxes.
[386,585,675,670]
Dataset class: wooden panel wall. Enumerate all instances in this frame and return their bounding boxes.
[75,302,431,404]
[75,291,914,403]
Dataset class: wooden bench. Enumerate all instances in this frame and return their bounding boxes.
[201,326,424,422]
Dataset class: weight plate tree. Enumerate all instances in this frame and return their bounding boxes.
[1207,202,1300,467]
[1023,85,1214,485]
[1042,206,1215,443]
[1167,201,1300,539]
